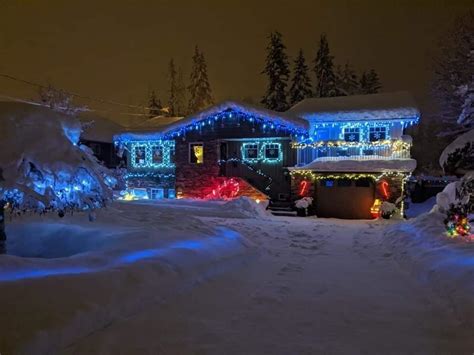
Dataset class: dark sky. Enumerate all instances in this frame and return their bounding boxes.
[0,0,472,124]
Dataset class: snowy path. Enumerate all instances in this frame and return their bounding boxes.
[64,216,473,355]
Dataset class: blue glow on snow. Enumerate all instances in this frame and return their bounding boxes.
[0,266,92,282]
[0,227,241,282]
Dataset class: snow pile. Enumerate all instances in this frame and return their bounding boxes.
[385,211,474,325]
[79,113,124,143]
[0,102,115,211]
[221,197,271,219]
[439,129,474,171]
[294,158,417,172]
[295,196,313,209]
[435,181,459,213]
[0,201,251,354]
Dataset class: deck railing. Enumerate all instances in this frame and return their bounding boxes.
[296,141,411,166]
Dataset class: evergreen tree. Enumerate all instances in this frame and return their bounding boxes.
[433,11,474,134]
[176,66,187,116]
[360,69,382,94]
[314,34,337,97]
[289,49,312,105]
[148,90,163,118]
[188,46,214,113]
[335,63,359,96]
[167,58,178,117]
[261,31,290,111]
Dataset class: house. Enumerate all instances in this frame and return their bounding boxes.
[114,91,420,219]
[79,113,125,168]
[114,102,308,201]
[288,91,419,218]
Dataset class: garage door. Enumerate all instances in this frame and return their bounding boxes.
[315,178,375,219]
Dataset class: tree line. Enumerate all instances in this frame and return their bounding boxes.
[262,32,381,112]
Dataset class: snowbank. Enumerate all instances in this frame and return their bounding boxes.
[0,201,253,354]
[294,158,417,172]
[385,211,474,325]
[221,197,271,219]
[439,129,474,170]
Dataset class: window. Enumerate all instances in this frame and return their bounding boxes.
[151,145,163,164]
[134,146,147,166]
[150,188,164,199]
[242,143,259,161]
[190,143,204,164]
[337,179,352,187]
[320,179,334,187]
[369,126,387,141]
[263,143,281,161]
[344,127,360,142]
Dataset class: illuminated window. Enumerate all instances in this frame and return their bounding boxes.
[369,126,387,141]
[263,143,282,161]
[190,143,204,164]
[133,145,147,166]
[242,143,259,161]
[151,145,163,164]
[344,127,360,142]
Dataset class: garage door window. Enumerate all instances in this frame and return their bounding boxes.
[320,179,334,187]
[355,178,371,187]
[337,179,352,187]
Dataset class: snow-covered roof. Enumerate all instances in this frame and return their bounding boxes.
[115,101,308,142]
[439,129,474,170]
[79,112,125,143]
[287,91,420,123]
[290,158,417,173]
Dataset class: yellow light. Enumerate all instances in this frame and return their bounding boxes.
[370,198,382,218]
[255,199,261,204]
[193,145,204,164]
[122,192,136,201]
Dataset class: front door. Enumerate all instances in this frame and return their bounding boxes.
[219,142,228,176]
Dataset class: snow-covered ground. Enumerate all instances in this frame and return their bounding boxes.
[0,199,473,354]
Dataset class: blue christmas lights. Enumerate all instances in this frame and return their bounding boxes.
[240,141,283,164]
[130,140,175,169]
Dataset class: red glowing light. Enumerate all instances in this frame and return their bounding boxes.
[380,180,390,199]
[204,178,240,200]
[299,180,310,196]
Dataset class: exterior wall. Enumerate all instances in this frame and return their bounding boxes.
[81,139,123,168]
[174,119,295,200]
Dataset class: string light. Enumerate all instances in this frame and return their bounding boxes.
[130,140,175,169]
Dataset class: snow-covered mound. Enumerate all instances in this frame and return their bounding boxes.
[439,129,474,171]
[0,102,114,211]
[385,211,474,325]
[221,197,271,219]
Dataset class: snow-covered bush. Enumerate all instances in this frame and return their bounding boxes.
[295,197,314,216]
[440,129,474,175]
[437,172,473,239]
[380,201,397,219]
[0,103,115,216]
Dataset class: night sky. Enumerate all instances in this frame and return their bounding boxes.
[0,0,472,124]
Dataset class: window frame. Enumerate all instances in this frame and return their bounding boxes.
[343,127,361,142]
[261,142,282,163]
[369,126,387,142]
[241,142,260,163]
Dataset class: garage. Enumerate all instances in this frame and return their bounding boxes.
[315,178,375,219]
